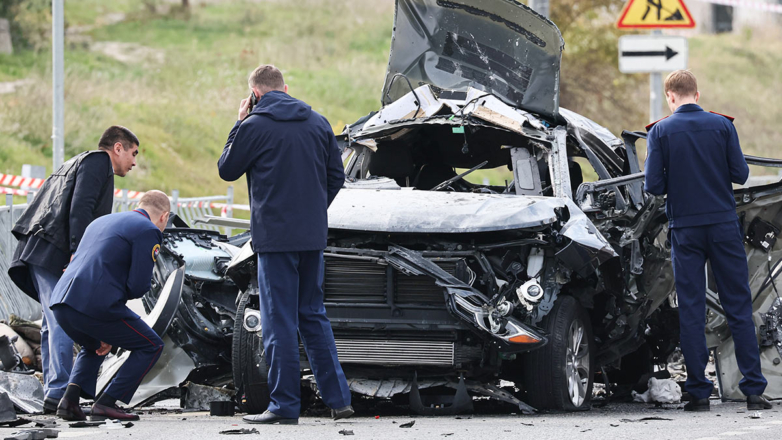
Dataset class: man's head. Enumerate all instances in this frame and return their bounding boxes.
[98,126,139,177]
[664,70,700,113]
[138,190,170,232]
[248,64,288,101]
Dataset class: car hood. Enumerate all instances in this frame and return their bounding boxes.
[382,0,564,120]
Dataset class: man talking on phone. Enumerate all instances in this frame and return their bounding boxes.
[218,64,351,425]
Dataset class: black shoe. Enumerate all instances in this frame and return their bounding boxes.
[43,396,60,415]
[56,397,86,421]
[242,410,298,425]
[747,395,772,410]
[331,405,354,421]
[90,403,140,421]
[684,397,710,412]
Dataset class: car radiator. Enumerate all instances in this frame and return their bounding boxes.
[323,256,459,305]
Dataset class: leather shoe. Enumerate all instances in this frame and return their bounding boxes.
[243,410,298,425]
[684,397,710,412]
[55,397,86,421]
[43,396,60,415]
[90,403,140,421]
[331,405,354,421]
[747,395,772,410]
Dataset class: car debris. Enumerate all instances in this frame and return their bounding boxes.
[219,428,259,435]
[2,428,59,440]
[338,430,355,436]
[181,382,235,411]
[399,421,416,428]
[0,372,43,414]
[631,378,681,404]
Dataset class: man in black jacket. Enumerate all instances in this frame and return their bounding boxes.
[8,125,140,413]
[218,64,351,425]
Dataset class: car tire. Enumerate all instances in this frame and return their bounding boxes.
[232,290,270,414]
[519,295,594,411]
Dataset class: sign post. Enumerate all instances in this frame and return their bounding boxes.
[616,0,695,123]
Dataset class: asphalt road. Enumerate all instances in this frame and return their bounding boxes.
[3,400,782,440]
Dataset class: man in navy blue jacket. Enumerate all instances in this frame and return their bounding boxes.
[49,190,170,422]
[218,64,350,425]
[645,70,770,411]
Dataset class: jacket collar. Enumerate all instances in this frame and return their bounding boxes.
[133,209,150,220]
[675,103,703,114]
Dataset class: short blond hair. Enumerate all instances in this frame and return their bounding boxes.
[248,64,285,94]
[138,190,170,216]
[665,70,698,98]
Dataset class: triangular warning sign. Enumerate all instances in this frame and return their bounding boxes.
[617,0,696,28]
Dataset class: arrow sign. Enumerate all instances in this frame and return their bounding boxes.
[621,46,679,60]
[618,35,688,73]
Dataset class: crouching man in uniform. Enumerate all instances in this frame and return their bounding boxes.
[50,190,170,421]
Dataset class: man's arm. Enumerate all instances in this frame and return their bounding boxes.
[726,122,749,185]
[325,132,345,207]
[218,120,262,182]
[644,128,667,195]
[126,228,163,300]
[69,153,113,254]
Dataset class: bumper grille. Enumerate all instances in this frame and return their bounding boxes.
[335,339,455,366]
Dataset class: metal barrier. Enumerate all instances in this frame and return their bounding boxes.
[0,187,236,321]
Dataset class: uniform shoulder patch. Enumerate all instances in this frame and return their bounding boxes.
[152,244,160,262]
[645,115,670,131]
[709,111,735,122]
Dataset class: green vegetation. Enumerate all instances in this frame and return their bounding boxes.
[0,0,779,200]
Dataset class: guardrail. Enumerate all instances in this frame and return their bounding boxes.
[0,187,236,322]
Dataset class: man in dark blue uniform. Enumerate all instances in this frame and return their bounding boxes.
[8,126,140,413]
[218,64,351,425]
[48,190,170,421]
[645,70,770,411]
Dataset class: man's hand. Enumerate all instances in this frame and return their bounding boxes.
[238,97,251,121]
[96,342,112,356]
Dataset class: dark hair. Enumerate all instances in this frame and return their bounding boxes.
[98,126,139,151]
[248,64,285,94]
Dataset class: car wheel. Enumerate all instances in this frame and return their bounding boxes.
[232,290,270,414]
[520,295,594,411]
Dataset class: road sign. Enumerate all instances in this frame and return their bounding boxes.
[618,35,688,73]
[617,0,696,28]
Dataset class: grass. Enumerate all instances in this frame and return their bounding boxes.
[0,1,780,201]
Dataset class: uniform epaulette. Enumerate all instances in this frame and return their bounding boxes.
[709,111,735,122]
[645,115,670,131]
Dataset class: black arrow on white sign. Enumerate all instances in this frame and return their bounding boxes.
[621,46,679,60]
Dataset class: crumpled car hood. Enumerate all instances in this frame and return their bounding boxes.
[382,0,564,119]
[329,188,559,233]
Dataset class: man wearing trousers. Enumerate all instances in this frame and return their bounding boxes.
[50,190,170,421]
[8,126,140,413]
[218,64,351,425]
[645,70,770,411]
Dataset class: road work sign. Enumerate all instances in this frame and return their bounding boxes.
[617,0,696,28]
[618,35,688,73]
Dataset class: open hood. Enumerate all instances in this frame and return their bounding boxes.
[382,0,564,119]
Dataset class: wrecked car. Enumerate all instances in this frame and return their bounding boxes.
[96,0,782,413]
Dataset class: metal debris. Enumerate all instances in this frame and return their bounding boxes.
[2,428,58,440]
[181,382,236,411]
[620,417,673,422]
[338,430,354,436]
[400,421,416,428]
[219,428,259,435]
[0,371,44,414]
